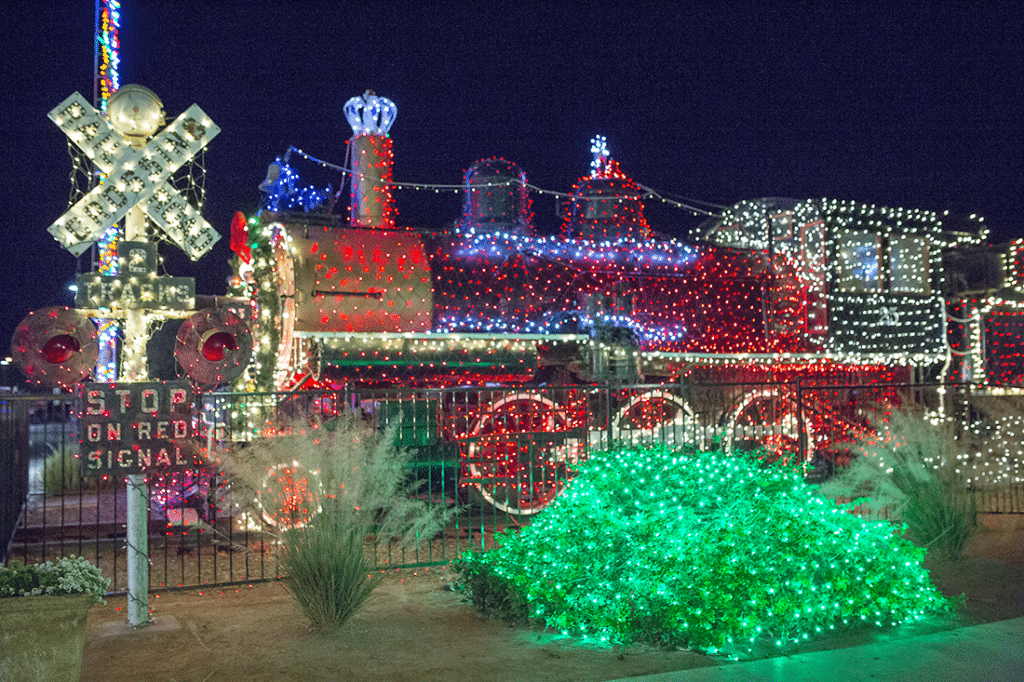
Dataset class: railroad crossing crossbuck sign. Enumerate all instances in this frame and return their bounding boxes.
[47,91,221,259]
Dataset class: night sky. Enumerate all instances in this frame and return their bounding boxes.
[2,1,1022,352]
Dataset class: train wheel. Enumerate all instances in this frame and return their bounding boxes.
[724,387,813,471]
[465,393,584,517]
[258,460,322,529]
[613,390,696,449]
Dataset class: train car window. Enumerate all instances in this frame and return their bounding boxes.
[837,232,881,292]
[890,235,930,294]
[801,219,826,280]
[770,212,794,240]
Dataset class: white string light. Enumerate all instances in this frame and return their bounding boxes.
[285,146,719,216]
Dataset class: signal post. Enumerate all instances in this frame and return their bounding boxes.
[11,84,249,628]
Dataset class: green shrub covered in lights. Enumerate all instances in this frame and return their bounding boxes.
[454,445,952,657]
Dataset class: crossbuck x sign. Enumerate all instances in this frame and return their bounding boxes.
[48,92,222,259]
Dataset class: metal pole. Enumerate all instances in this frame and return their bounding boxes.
[123,143,150,627]
[125,473,149,626]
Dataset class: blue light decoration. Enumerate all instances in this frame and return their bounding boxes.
[259,92,399,217]
[259,152,331,213]
[438,227,700,346]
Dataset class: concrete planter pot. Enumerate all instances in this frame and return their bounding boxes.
[0,592,96,682]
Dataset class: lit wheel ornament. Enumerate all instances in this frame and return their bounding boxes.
[612,390,696,449]
[464,393,584,516]
[258,461,322,529]
[724,387,814,471]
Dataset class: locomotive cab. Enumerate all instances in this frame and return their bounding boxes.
[698,198,958,366]
[824,203,949,366]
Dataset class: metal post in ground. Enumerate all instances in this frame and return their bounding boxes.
[125,473,149,626]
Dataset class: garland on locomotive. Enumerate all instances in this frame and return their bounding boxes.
[225,90,1012,515]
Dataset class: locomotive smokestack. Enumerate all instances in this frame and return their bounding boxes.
[344,90,397,228]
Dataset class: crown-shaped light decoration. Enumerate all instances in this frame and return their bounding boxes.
[344,90,397,136]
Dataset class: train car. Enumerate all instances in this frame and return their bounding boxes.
[230,91,991,515]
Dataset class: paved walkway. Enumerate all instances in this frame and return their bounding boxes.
[610,617,1024,682]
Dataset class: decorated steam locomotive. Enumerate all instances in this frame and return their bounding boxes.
[243,96,977,387]
[221,91,1021,514]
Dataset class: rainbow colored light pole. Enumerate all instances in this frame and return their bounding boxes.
[93,0,122,381]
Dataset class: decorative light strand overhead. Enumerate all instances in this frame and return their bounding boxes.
[269,146,719,216]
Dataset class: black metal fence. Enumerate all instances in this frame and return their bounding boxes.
[2,381,1021,593]
[1,397,30,562]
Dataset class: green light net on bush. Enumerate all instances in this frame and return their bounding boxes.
[456,445,952,657]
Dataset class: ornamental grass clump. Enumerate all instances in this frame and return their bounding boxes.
[455,444,951,658]
[220,411,452,630]
[817,408,977,560]
[41,444,98,496]
[0,556,109,602]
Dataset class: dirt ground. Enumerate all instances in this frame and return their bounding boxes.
[81,521,1024,682]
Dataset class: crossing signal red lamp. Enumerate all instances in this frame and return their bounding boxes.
[200,331,238,362]
[175,309,253,386]
[10,307,99,389]
[41,334,82,364]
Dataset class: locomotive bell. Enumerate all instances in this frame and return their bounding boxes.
[562,138,649,241]
[563,177,648,241]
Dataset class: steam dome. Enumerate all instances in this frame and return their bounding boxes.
[462,158,533,236]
